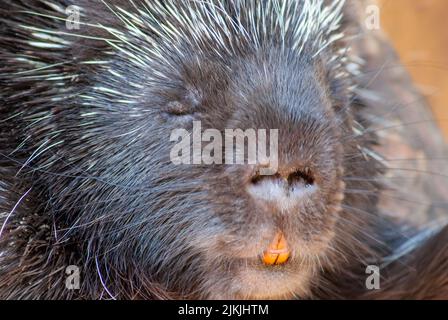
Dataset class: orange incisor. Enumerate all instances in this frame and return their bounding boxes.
[262,231,290,265]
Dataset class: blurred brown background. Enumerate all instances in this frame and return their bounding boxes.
[379,0,448,140]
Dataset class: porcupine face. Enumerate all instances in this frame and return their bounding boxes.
[185,52,349,299]
[1,0,368,299]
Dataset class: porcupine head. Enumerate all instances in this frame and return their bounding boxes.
[0,0,382,299]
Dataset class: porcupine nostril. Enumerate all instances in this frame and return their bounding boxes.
[286,168,315,189]
[250,167,314,188]
[247,166,316,206]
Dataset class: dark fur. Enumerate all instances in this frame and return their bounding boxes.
[0,0,447,299]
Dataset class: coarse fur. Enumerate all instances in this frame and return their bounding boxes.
[0,0,447,299]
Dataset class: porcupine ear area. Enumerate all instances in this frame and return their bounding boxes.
[0,4,81,299]
[0,4,77,300]
[0,1,178,299]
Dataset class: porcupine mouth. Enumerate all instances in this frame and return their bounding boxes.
[218,233,325,299]
[225,256,314,299]
[220,214,344,299]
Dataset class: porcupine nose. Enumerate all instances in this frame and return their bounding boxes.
[247,164,316,206]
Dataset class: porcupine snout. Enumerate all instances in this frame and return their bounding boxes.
[220,56,344,224]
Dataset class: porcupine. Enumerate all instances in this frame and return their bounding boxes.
[0,0,447,299]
